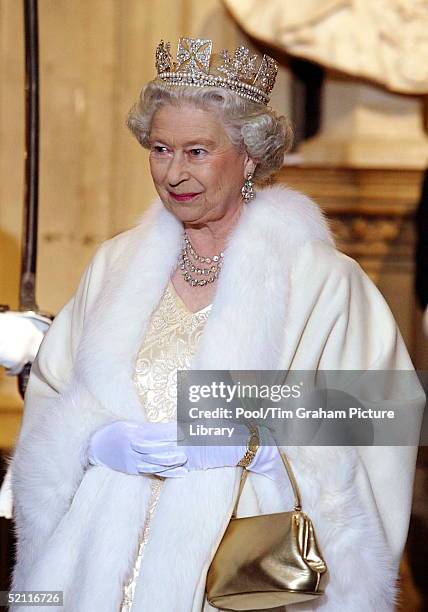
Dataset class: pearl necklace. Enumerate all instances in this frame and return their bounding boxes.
[178,232,224,287]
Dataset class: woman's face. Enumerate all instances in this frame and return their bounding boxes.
[149,103,254,225]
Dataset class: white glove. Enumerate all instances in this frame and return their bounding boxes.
[86,420,188,477]
[0,312,50,375]
[0,466,13,519]
[184,425,286,481]
[87,421,286,482]
[131,424,286,481]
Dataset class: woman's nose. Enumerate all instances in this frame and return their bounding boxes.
[166,154,189,186]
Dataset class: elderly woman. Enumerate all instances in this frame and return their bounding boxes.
[8,38,423,612]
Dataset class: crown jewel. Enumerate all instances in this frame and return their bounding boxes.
[155,37,278,105]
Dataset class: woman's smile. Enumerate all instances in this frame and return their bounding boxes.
[168,191,201,202]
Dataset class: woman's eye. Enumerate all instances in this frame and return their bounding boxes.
[189,148,206,157]
[152,145,168,154]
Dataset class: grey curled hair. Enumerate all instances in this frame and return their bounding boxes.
[126,80,294,184]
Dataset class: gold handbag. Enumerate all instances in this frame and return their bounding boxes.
[206,449,328,611]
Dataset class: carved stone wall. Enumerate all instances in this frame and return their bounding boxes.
[224,0,428,94]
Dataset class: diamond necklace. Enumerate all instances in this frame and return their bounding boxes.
[178,232,224,287]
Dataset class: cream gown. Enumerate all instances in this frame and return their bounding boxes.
[120,280,212,611]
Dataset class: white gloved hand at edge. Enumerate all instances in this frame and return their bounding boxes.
[0,312,50,375]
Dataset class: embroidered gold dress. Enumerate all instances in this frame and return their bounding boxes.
[120,281,211,611]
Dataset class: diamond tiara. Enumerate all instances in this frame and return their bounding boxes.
[155,37,278,105]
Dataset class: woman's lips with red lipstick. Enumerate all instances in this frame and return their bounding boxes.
[168,192,200,202]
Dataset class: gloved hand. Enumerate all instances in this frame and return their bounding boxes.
[0,312,50,375]
[0,465,13,519]
[131,423,286,482]
[184,425,286,482]
[86,420,188,477]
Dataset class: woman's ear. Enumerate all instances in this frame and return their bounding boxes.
[244,155,256,178]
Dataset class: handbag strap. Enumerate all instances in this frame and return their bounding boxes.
[231,449,302,518]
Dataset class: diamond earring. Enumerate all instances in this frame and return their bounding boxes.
[241,173,255,203]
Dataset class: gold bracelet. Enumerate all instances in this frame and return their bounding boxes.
[237,424,260,467]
